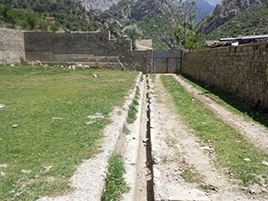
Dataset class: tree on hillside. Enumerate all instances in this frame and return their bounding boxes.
[172,0,204,50]
[26,12,39,30]
[125,24,143,50]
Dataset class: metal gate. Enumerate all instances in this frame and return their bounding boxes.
[153,50,182,73]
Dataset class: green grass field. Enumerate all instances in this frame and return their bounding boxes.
[0,65,138,200]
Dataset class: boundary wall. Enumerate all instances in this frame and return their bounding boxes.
[0,28,25,65]
[182,42,268,108]
[0,29,153,73]
[1,28,267,107]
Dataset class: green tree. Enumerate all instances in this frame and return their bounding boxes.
[50,23,58,31]
[26,12,38,30]
[125,24,143,50]
[6,9,18,25]
[172,0,204,50]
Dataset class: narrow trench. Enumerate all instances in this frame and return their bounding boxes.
[145,74,154,201]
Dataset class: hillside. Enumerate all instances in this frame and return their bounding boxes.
[200,0,267,35]
[82,0,121,11]
[207,1,268,40]
[0,0,118,35]
[101,0,177,49]
[195,0,214,23]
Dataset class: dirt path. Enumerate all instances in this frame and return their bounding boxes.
[150,74,266,201]
[173,74,268,152]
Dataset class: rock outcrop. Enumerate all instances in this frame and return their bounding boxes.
[200,0,266,35]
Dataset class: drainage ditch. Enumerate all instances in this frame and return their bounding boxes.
[145,75,154,201]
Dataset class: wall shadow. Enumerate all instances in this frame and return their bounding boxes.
[180,74,268,129]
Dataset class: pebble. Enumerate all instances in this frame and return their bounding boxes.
[142,138,148,143]
[249,189,256,194]
[21,169,32,174]
[0,172,6,177]
[262,161,268,166]
[244,158,251,162]
[0,164,8,168]
[12,124,18,128]
[93,74,97,78]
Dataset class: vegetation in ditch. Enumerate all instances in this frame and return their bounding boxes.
[181,166,202,184]
[127,86,140,124]
[123,125,131,135]
[179,74,268,129]
[0,65,138,200]
[161,75,268,187]
[101,154,129,201]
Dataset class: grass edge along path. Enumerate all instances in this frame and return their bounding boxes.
[101,154,129,201]
[179,74,268,129]
[160,75,268,188]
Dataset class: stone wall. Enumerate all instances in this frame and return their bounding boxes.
[24,31,131,69]
[182,42,268,108]
[120,50,153,74]
[0,29,152,73]
[0,28,25,65]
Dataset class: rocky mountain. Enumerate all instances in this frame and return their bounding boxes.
[100,0,177,49]
[206,1,268,39]
[82,0,121,11]
[200,0,267,35]
[195,0,215,22]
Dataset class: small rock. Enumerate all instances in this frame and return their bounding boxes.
[93,74,97,78]
[261,188,267,193]
[132,137,136,140]
[21,169,32,174]
[0,172,6,177]
[44,166,53,171]
[221,148,224,151]
[249,189,256,194]
[201,146,214,151]
[0,164,8,168]
[11,64,15,66]
[142,138,149,143]
[192,99,195,101]
[262,161,268,166]
[10,190,15,194]
[85,121,96,125]
[244,158,251,162]
[12,124,18,128]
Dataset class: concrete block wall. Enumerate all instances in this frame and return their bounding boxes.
[0,28,25,65]
[120,50,153,74]
[182,42,268,108]
[24,31,132,66]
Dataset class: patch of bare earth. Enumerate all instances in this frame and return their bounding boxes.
[150,74,263,201]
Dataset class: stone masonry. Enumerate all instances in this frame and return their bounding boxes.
[182,42,268,108]
[0,28,25,65]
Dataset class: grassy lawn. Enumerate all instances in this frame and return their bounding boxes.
[161,75,268,188]
[0,65,138,200]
